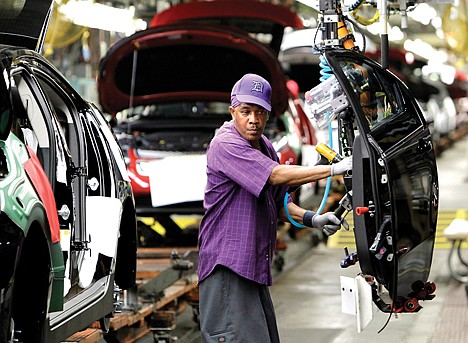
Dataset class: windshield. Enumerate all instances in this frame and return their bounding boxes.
[339,60,401,129]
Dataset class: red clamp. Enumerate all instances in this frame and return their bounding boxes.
[355,207,369,216]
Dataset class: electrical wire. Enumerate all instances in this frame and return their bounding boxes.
[312,20,323,52]
[378,309,394,334]
[344,15,367,53]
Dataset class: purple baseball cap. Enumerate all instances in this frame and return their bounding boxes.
[230,73,272,111]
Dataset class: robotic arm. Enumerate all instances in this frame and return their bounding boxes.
[310,0,454,66]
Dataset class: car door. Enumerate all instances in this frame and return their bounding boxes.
[324,50,439,301]
[9,61,86,295]
[30,62,120,300]
[0,0,52,52]
[19,57,124,337]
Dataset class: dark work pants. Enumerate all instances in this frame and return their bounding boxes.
[199,265,280,343]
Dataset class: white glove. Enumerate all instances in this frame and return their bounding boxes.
[312,212,342,236]
[331,156,352,176]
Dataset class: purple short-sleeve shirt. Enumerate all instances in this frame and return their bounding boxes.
[198,121,289,286]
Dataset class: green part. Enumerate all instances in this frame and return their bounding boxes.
[1,133,65,312]
[49,242,65,312]
[0,134,38,230]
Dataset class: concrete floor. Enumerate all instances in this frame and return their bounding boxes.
[272,244,454,343]
[436,136,468,210]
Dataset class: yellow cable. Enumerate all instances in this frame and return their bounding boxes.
[350,3,380,26]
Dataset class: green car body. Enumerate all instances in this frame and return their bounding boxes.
[0,133,65,313]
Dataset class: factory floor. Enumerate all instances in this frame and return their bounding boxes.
[138,134,468,343]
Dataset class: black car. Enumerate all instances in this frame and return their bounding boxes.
[0,1,137,342]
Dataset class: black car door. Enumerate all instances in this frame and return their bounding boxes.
[13,59,91,297]
[325,50,439,302]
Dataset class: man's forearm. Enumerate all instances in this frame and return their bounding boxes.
[268,164,332,186]
[278,202,307,223]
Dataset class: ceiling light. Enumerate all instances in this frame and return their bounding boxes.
[59,0,147,35]
[404,38,448,63]
[407,3,438,25]
[389,26,405,41]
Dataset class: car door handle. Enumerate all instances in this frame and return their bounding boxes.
[417,138,432,153]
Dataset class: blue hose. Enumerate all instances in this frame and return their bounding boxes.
[317,54,334,214]
[282,53,334,227]
[283,192,305,228]
[319,55,333,82]
[317,123,334,214]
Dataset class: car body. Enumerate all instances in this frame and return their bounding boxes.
[149,0,318,164]
[149,0,303,55]
[322,49,439,311]
[0,1,137,342]
[97,2,319,239]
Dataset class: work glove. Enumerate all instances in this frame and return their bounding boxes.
[303,211,342,236]
[331,156,352,176]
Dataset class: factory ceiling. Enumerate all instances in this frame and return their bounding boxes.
[52,1,468,69]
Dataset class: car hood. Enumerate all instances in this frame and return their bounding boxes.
[0,0,53,52]
[97,24,289,117]
[149,0,303,55]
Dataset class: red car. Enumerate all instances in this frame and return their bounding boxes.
[97,1,319,243]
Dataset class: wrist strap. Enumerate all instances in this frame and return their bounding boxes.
[303,210,316,227]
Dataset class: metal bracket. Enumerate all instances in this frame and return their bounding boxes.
[138,251,196,302]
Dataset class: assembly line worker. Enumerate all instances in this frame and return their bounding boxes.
[198,73,352,343]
